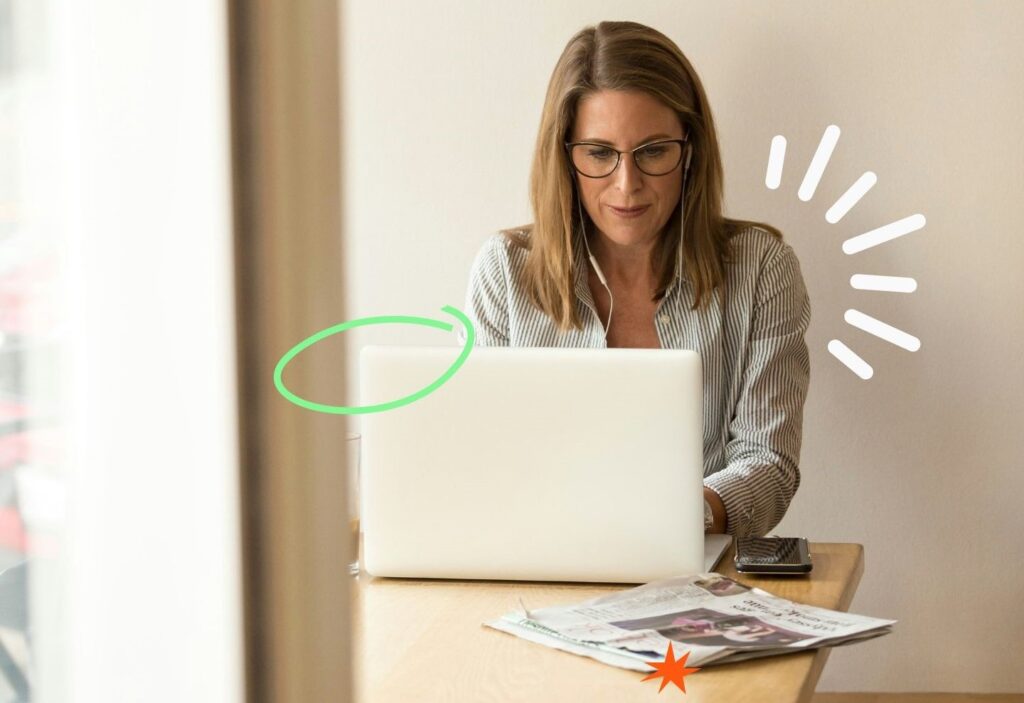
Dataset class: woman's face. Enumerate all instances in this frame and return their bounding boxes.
[569,89,685,251]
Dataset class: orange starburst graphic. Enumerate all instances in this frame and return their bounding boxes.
[640,643,700,694]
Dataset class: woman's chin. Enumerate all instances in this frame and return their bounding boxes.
[597,225,659,247]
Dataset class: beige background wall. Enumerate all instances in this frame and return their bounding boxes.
[341,0,1024,692]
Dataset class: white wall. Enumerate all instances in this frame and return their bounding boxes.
[342,0,1024,692]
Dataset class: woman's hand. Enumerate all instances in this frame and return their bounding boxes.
[703,487,727,534]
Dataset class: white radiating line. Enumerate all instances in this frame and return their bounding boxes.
[843,213,926,254]
[845,309,921,351]
[850,274,918,293]
[826,171,877,223]
[766,135,786,189]
[798,125,840,202]
[828,340,873,380]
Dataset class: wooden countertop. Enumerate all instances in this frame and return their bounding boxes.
[352,542,864,702]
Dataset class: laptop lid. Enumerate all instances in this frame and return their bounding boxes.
[359,346,704,583]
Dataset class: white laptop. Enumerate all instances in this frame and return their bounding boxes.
[359,346,721,583]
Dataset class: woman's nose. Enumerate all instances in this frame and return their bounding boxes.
[613,154,644,192]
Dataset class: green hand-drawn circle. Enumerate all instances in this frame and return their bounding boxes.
[273,304,475,415]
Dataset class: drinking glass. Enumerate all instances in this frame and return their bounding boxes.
[346,432,361,576]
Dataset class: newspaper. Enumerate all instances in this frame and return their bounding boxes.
[484,573,895,671]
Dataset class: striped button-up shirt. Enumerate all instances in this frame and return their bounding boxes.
[458,225,811,537]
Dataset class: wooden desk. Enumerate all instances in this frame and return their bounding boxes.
[352,542,864,703]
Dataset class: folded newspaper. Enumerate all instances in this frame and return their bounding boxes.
[484,573,895,671]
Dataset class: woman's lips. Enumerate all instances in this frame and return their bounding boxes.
[609,205,650,218]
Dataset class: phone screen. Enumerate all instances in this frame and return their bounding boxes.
[736,537,810,567]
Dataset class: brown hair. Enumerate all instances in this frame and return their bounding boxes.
[506,20,781,331]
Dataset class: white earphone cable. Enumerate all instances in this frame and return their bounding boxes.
[573,142,691,340]
[575,186,614,337]
[677,144,691,286]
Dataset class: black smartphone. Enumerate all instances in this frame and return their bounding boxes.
[734,537,813,575]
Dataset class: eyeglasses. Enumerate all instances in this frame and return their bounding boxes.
[564,138,687,178]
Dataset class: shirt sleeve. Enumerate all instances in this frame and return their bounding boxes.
[457,235,511,347]
[703,243,811,537]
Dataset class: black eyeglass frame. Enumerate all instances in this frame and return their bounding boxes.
[563,137,688,178]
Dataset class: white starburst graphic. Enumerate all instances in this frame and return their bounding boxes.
[766,125,926,380]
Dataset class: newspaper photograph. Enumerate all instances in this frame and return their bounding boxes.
[485,573,895,671]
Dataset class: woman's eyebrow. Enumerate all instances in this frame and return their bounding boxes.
[578,133,676,146]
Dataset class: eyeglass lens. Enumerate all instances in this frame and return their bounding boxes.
[570,141,682,178]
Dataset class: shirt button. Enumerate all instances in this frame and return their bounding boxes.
[659,314,670,324]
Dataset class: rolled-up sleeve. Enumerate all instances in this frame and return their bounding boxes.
[704,244,811,537]
[457,235,511,347]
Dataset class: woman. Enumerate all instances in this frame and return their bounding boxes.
[460,21,810,538]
